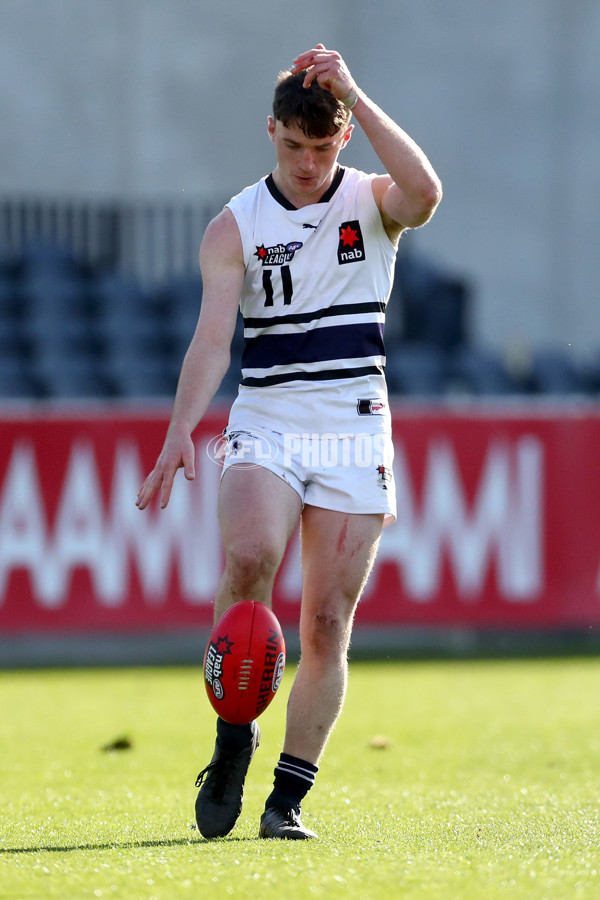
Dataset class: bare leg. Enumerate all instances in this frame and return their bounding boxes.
[195,464,302,838]
[213,465,302,621]
[282,506,383,764]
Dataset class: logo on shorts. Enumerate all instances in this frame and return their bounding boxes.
[206,429,279,468]
[357,398,386,416]
[376,464,393,491]
[337,220,365,265]
[254,241,303,266]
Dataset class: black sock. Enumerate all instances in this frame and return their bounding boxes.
[216,717,254,749]
[265,753,318,812]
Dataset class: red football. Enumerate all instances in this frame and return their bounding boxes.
[203,600,286,725]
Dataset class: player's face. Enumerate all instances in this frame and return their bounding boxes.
[268,117,352,207]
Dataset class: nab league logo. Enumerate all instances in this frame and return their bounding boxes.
[204,634,234,700]
[337,220,365,264]
[254,241,303,266]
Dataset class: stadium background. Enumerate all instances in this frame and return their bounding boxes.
[1,0,599,664]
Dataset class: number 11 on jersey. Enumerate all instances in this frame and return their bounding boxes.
[262,265,293,307]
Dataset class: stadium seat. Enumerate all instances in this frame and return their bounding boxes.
[394,254,469,352]
[164,309,199,364]
[35,357,114,399]
[385,344,447,396]
[90,271,154,318]
[0,317,28,359]
[156,275,203,317]
[448,347,516,395]
[0,242,20,278]
[108,357,178,399]
[23,315,100,364]
[98,313,170,360]
[0,325,34,394]
[580,353,600,395]
[530,349,587,395]
[0,276,23,320]
[0,357,42,398]
[19,239,82,277]
[19,272,91,322]
[160,276,206,362]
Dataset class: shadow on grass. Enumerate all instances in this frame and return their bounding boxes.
[0,835,255,854]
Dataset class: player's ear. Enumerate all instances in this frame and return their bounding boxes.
[267,116,276,142]
[341,124,354,148]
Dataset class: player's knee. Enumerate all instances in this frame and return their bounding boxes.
[302,607,352,660]
[225,542,280,595]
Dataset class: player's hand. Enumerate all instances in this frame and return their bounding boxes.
[291,43,356,101]
[136,430,196,510]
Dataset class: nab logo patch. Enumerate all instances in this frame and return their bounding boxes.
[254,241,303,266]
[337,220,365,265]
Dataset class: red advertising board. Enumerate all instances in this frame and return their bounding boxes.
[1,402,600,633]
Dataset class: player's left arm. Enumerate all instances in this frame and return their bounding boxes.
[293,44,442,241]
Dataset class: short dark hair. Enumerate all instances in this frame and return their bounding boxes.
[273,70,351,138]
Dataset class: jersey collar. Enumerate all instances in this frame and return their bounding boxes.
[265,166,345,211]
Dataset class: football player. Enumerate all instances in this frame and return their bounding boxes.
[137,43,441,840]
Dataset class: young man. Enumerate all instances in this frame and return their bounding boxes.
[137,44,441,840]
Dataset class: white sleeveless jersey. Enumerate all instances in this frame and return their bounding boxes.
[225,166,398,436]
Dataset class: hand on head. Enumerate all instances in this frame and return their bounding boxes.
[291,43,356,101]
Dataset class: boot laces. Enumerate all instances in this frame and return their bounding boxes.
[194,745,243,791]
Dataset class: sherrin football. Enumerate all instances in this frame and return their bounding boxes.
[203,600,286,725]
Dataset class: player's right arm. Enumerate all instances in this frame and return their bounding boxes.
[136,208,245,510]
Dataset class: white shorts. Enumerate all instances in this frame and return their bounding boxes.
[220,424,397,526]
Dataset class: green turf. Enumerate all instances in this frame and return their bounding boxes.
[1,657,600,899]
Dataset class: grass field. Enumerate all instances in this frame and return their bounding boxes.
[1,657,600,899]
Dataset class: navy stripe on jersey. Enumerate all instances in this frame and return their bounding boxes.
[241,364,384,388]
[243,300,386,330]
[242,322,385,371]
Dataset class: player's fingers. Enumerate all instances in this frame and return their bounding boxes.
[182,444,196,481]
[136,458,174,508]
[300,59,334,87]
[301,66,318,88]
[292,42,328,66]
[136,472,160,509]
[292,47,335,78]
[300,57,348,93]
[159,472,177,509]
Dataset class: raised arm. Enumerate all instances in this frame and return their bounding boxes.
[136,208,245,509]
[292,44,442,240]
